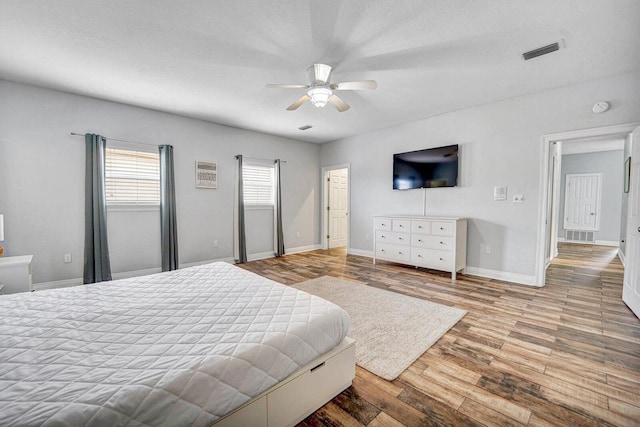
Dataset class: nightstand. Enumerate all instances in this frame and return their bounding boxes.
[0,255,33,294]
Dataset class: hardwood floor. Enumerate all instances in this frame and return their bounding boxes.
[239,243,640,426]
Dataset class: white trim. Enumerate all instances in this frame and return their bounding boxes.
[32,257,236,291]
[32,278,82,291]
[557,237,619,247]
[619,249,626,266]
[247,251,276,262]
[321,163,351,250]
[286,244,322,255]
[463,266,539,287]
[347,248,373,258]
[535,122,640,288]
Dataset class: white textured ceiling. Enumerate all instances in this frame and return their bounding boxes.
[1,0,639,143]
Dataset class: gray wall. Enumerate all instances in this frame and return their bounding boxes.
[321,71,640,284]
[557,150,624,243]
[0,80,321,284]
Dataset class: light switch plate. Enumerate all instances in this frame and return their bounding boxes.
[494,186,507,201]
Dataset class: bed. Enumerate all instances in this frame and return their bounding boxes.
[0,262,354,426]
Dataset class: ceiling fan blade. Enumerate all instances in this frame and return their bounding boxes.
[330,80,377,91]
[286,94,310,111]
[328,95,350,112]
[266,84,309,89]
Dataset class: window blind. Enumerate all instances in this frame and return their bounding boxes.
[105,147,160,205]
[243,164,274,205]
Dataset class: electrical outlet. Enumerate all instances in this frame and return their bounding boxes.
[513,194,524,203]
[485,245,491,254]
[296,232,300,238]
[213,240,219,248]
[64,253,72,263]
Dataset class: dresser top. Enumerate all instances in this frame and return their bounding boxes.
[374,215,466,221]
[0,255,33,267]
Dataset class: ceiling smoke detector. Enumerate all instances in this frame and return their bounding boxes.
[592,101,610,114]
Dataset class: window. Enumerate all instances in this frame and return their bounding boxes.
[105,147,160,205]
[243,163,274,206]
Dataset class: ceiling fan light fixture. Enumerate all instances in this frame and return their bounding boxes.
[307,87,332,108]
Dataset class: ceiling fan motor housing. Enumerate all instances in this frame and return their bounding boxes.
[308,63,332,86]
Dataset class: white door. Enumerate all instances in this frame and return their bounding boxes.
[623,125,640,318]
[563,173,602,231]
[328,168,348,248]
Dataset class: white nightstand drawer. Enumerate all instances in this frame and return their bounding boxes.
[431,221,455,236]
[392,219,410,232]
[376,243,411,263]
[412,235,453,251]
[411,248,453,270]
[411,220,431,233]
[374,218,392,231]
[376,230,410,246]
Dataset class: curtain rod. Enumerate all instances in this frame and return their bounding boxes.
[236,155,287,163]
[70,132,159,148]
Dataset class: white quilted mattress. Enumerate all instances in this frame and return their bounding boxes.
[0,262,351,426]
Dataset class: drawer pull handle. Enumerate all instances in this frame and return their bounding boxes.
[398,237,403,240]
[440,227,445,230]
[311,361,326,372]
[381,249,385,252]
[439,257,444,261]
[418,239,422,242]
[381,223,386,226]
[381,235,386,238]
[440,241,444,244]
[399,224,404,227]
[418,254,422,257]
[418,225,423,228]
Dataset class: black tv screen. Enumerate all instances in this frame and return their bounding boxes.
[393,144,459,190]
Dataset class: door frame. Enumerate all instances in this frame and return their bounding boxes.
[535,122,640,286]
[321,163,350,250]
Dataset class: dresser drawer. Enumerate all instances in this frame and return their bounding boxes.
[411,235,453,251]
[374,217,392,231]
[431,221,455,236]
[411,220,431,234]
[376,230,410,246]
[392,219,410,232]
[411,248,453,270]
[376,243,411,263]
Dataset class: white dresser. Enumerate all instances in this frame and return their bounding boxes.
[373,216,467,280]
[0,255,34,294]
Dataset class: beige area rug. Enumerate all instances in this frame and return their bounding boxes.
[291,276,467,381]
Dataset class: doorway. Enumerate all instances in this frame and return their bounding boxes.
[322,164,350,249]
[536,122,639,286]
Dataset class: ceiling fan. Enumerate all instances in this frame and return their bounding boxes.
[266,64,377,112]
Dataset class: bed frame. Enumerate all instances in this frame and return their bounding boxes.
[214,337,355,427]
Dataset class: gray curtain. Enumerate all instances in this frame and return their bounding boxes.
[160,145,179,271]
[274,159,285,257]
[234,155,247,263]
[83,133,112,284]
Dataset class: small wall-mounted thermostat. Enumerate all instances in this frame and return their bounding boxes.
[493,186,507,201]
[196,161,217,189]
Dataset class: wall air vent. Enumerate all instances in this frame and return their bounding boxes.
[298,125,313,131]
[523,42,560,61]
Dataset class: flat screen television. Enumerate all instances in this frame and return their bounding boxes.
[393,144,459,190]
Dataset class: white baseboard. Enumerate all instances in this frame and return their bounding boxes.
[33,256,236,291]
[463,266,540,287]
[285,244,322,255]
[618,249,626,266]
[557,237,620,247]
[347,248,373,258]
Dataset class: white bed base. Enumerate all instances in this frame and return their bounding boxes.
[214,337,355,427]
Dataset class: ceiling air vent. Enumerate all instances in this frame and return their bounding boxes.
[298,125,313,131]
[522,42,560,61]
